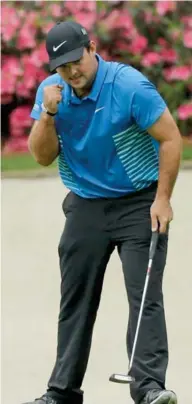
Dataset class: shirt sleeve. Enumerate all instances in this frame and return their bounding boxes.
[30,82,44,120]
[131,80,167,130]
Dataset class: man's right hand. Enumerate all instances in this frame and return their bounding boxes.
[43,85,63,114]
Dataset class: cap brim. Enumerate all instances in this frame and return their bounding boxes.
[50,47,84,72]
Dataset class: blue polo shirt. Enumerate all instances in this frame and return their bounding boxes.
[31,55,166,198]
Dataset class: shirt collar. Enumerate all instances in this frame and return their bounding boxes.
[68,54,108,104]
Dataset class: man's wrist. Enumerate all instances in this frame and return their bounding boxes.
[41,102,57,116]
[41,111,55,123]
[155,193,170,202]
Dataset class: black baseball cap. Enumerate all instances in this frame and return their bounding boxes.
[46,21,90,72]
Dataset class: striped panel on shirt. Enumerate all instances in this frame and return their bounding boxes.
[112,124,159,190]
[58,135,80,193]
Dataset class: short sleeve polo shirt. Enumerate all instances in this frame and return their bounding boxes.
[31,55,167,198]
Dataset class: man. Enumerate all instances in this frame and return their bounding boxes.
[25,20,181,404]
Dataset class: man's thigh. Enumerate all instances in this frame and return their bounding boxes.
[109,185,169,299]
[58,192,114,290]
[118,229,168,302]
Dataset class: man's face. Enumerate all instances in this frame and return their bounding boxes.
[56,41,98,96]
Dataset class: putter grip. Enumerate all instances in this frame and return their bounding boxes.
[149,231,159,259]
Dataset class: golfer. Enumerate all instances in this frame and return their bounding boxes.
[25,21,181,404]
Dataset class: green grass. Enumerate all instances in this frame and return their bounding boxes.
[1,143,192,173]
[1,153,57,172]
[182,144,192,160]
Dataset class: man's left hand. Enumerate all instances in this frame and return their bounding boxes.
[150,198,173,233]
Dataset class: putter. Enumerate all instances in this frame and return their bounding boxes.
[109,229,159,384]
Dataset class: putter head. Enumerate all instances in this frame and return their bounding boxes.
[109,373,135,384]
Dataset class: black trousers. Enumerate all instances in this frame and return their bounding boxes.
[47,183,168,404]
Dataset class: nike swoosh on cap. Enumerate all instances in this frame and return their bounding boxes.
[53,40,67,52]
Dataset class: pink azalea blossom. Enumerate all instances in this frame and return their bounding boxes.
[156,1,176,16]
[67,0,96,13]
[29,43,49,67]
[65,1,86,13]
[1,5,21,41]
[20,58,39,86]
[141,52,162,67]
[128,35,148,55]
[177,103,192,120]
[157,38,169,47]
[65,0,96,13]
[3,137,29,154]
[181,16,192,28]
[1,57,23,99]
[21,54,31,66]
[160,48,178,63]
[73,12,96,31]
[1,73,16,96]
[10,106,32,138]
[24,66,39,89]
[183,30,192,48]
[16,82,32,98]
[163,65,191,81]
[101,9,134,34]
[10,106,32,128]
[113,11,134,33]
[20,51,48,90]
[26,11,37,26]
[37,69,49,83]
[17,24,36,50]
[2,56,23,78]
[2,25,19,43]
[84,1,96,12]
[51,3,62,18]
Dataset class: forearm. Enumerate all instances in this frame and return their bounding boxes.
[28,113,59,166]
[156,137,182,200]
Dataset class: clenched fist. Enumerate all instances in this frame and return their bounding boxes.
[43,85,63,114]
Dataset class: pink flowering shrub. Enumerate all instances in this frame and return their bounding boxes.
[1,0,192,154]
[2,106,32,154]
[177,103,192,120]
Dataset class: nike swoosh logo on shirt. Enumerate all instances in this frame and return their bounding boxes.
[95,107,105,113]
[53,41,67,52]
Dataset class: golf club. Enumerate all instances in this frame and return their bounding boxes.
[109,229,159,384]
